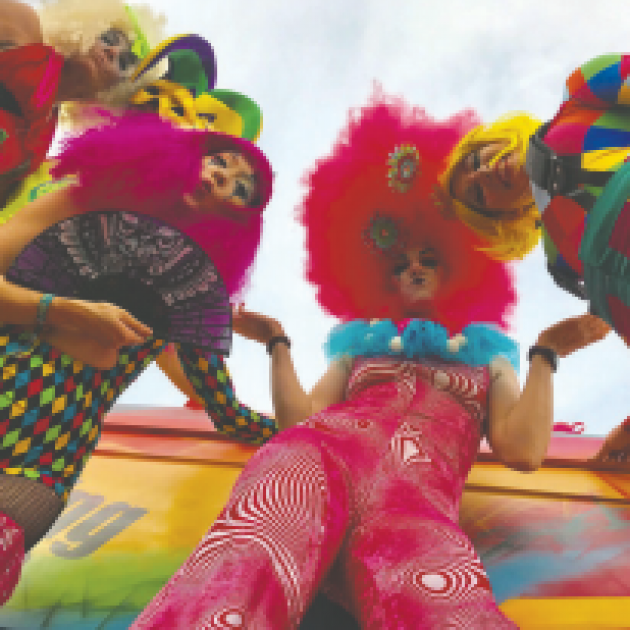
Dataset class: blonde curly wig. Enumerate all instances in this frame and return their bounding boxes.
[39,0,164,57]
[39,0,166,123]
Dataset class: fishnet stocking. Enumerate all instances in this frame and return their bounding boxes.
[0,474,64,552]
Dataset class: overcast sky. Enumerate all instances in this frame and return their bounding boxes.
[40,0,630,435]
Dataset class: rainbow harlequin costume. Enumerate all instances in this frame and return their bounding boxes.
[0,108,277,607]
[0,33,276,458]
[0,331,277,504]
[531,53,630,343]
[0,217,277,454]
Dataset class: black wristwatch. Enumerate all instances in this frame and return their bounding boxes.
[267,335,291,355]
[527,345,557,372]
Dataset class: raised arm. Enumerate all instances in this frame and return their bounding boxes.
[566,54,630,108]
[269,342,351,430]
[487,313,610,472]
[231,305,352,431]
[175,347,278,444]
[170,326,350,444]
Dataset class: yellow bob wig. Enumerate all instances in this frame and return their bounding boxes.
[441,112,543,261]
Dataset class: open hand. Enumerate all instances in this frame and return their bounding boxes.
[53,298,153,348]
[589,418,630,470]
[41,328,122,370]
[535,313,611,358]
[232,303,284,346]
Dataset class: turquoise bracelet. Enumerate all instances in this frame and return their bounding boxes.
[2,295,56,360]
[34,293,55,335]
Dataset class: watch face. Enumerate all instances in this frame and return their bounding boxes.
[528,346,557,371]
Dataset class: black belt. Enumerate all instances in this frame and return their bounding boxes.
[546,261,588,301]
[526,123,613,197]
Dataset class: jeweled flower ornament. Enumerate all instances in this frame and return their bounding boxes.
[363,212,403,254]
[387,144,421,193]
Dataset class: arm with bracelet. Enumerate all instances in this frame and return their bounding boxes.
[0,275,151,368]
[220,305,353,432]
[13,292,55,357]
[486,313,609,471]
[0,188,153,368]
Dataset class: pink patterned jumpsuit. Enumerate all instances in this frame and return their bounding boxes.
[132,356,517,629]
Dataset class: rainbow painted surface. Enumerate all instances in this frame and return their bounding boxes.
[1,407,629,629]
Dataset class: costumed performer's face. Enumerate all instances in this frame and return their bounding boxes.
[69,27,139,96]
[450,141,531,216]
[185,151,258,216]
[0,0,43,49]
[392,247,442,305]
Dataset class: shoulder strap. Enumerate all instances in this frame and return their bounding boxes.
[546,260,588,300]
[526,123,612,196]
[0,82,23,117]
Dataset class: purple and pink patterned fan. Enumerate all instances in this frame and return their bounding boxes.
[6,211,231,353]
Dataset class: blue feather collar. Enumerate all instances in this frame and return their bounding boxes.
[325,318,519,374]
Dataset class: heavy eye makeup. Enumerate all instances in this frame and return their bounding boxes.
[233,181,252,203]
[471,149,481,171]
[419,256,438,269]
[210,154,227,168]
[467,149,485,208]
[393,251,439,276]
[99,29,124,47]
[392,256,410,276]
[99,29,137,72]
[118,50,139,72]
[210,153,255,204]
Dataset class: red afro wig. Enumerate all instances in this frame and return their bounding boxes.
[299,91,516,333]
[52,111,273,297]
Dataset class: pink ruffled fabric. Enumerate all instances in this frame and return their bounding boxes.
[133,358,515,629]
[0,513,25,605]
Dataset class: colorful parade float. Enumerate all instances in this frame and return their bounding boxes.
[0,404,627,629]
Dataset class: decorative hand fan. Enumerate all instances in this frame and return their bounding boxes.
[6,211,231,353]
